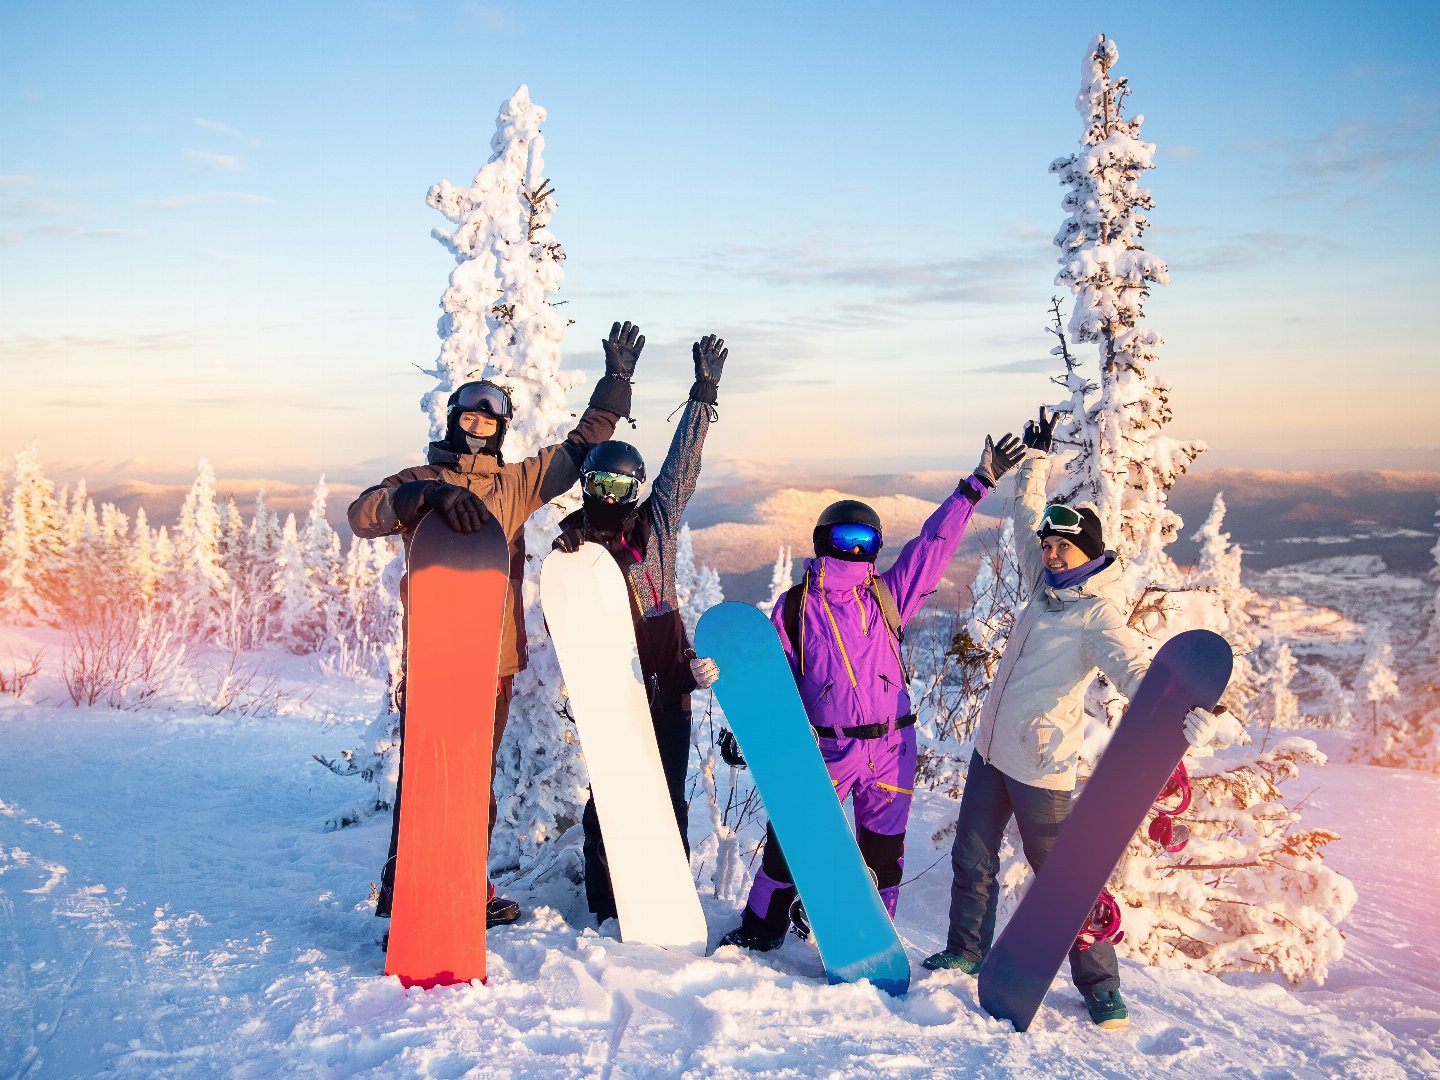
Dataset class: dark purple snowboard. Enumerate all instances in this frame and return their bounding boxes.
[977,629,1232,1032]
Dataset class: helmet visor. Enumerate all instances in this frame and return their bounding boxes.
[583,470,640,503]
[828,522,882,559]
[451,382,513,419]
[1038,504,1084,535]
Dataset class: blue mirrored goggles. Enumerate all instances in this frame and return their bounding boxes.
[828,522,882,559]
[583,470,640,503]
[450,381,513,419]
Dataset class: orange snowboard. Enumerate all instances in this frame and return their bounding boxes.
[385,511,508,989]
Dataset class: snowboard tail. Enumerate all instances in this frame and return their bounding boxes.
[385,512,509,989]
[697,602,910,996]
[977,629,1232,1030]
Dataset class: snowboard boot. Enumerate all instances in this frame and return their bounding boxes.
[922,950,981,975]
[486,885,521,929]
[1082,989,1129,1030]
[718,924,785,952]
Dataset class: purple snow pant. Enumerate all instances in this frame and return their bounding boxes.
[739,725,916,938]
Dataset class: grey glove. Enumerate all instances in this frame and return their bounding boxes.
[690,334,727,405]
[973,433,1025,488]
[602,320,644,381]
[690,655,719,689]
[1183,704,1226,748]
[1022,406,1059,454]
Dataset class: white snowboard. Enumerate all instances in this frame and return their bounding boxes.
[540,542,707,952]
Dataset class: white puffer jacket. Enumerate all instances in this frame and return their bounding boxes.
[974,452,1149,791]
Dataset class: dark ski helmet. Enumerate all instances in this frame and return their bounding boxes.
[445,380,513,458]
[814,499,884,562]
[581,440,646,504]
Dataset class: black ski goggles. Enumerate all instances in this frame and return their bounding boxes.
[827,522,882,560]
[583,469,640,503]
[450,382,513,419]
[1038,504,1085,536]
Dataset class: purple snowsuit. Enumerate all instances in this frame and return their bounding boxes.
[737,476,990,937]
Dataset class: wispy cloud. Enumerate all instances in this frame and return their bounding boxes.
[1170,230,1320,275]
[1235,110,1440,201]
[193,118,245,139]
[0,331,204,357]
[140,191,273,210]
[971,355,1057,375]
[185,149,244,172]
[0,174,36,189]
[0,223,144,246]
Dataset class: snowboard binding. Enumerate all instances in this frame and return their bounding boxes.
[1075,888,1125,951]
[788,865,880,943]
[1147,762,1192,853]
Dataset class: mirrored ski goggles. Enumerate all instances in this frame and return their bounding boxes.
[583,469,640,502]
[451,382,513,419]
[1038,503,1085,535]
[828,522,882,559]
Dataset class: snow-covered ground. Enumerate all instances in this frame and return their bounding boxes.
[2,659,1437,1078]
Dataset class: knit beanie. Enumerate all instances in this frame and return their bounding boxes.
[1038,505,1105,562]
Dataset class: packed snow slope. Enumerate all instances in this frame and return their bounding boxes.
[2,678,1437,1078]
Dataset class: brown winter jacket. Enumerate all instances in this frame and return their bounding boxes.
[347,376,630,676]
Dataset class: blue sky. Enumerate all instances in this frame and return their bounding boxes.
[2,1,1437,490]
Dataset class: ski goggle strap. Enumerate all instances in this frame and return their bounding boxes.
[828,522,882,559]
[1038,503,1084,535]
[451,382,513,419]
[583,469,640,503]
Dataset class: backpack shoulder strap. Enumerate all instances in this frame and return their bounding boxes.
[868,575,904,645]
[781,578,808,676]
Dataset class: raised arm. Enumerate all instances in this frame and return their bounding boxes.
[648,335,726,546]
[1012,406,1060,588]
[880,432,1025,624]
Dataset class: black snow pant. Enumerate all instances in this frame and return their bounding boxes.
[375,674,514,917]
[582,694,693,925]
[944,749,1120,995]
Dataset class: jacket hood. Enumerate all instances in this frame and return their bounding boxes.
[426,441,503,476]
[802,554,876,593]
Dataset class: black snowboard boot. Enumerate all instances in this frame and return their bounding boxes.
[487,893,521,928]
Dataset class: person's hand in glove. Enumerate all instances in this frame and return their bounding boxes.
[718,728,746,769]
[1183,704,1226,748]
[972,433,1026,488]
[429,484,488,533]
[393,480,487,533]
[602,320,645,381]
[1022,406,1060,455]
[689,334,727,405]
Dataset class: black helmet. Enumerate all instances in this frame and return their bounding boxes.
[581,440,646,505]
[813,499,883,562]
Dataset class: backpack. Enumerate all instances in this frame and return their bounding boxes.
[779,572,908,679]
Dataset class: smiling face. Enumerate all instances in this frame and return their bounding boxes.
[457,411,499,437]
[1041,535,1091,572]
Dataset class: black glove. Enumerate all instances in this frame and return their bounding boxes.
[552,525,592,554]
[429,484,488,533]
[602,320,644,381]
[973,433,1025,488]
[1022,406,1059,454]
[718,728,747,769]
[689,334,727,405]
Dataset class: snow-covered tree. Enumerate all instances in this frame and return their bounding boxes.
[0,444,64,621]
[1351,619,1406,765]
[1189,494,1260,710]
[1304,664,1355,729]
[426,85,583,872]
[675,524,723,638]
[300,478,344,651]
[1048,34,1202,594]
[169,459,230,635]
[271,513,321,652]
[757,546,793,614]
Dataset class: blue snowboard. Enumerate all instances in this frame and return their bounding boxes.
[977,628,1233,1031]
[697,601,910,996]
